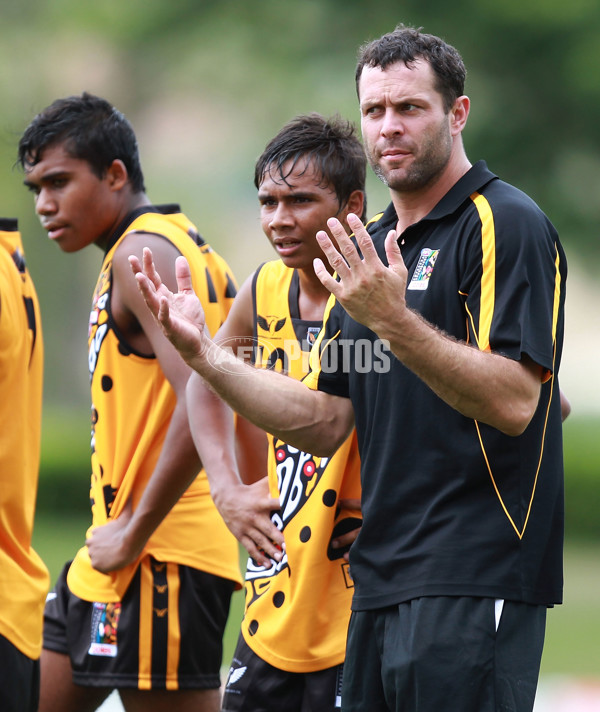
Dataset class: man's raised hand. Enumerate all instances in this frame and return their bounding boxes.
[313,213,408,336]
[129,247,208,361]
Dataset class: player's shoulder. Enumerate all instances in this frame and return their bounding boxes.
[479,176,548,221]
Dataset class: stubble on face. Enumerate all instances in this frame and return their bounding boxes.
[366,116,453,194]
[359,59,456,195]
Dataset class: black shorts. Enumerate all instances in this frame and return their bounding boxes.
[0,634,40,712]
[43,557,235,690]
[343,597,547,712]
[222,633,343,712]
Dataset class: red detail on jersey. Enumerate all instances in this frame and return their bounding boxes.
[303,460,316,477]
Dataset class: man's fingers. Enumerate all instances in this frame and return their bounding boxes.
[313,257,341,296]
[315,230,351,280]
[347,213,383,267]
[328,215,364,269]
[129,254,142,276]
[134,271,160,317]
[384,229,404,270]
[175,255,194,293]
[157,295,174,330]
[142,247,163,290]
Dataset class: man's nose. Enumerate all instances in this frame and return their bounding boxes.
[380,109,405,137]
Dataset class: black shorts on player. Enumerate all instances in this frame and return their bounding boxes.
[222,634,344,712]
[44,557,234,689]
[342,596,547,712]
[0,633,40,712]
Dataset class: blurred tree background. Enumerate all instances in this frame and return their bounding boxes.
[2,0,599,416]
[1,0,598,545]
[2,0,599,693]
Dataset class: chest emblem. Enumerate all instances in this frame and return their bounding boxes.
[407,248,440,291]
[257,314,287,334]
[306,326,321,347]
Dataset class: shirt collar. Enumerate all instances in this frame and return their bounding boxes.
[373,160,498,232]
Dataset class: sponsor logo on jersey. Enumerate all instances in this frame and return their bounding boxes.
[257,314,287,334]
[225,665,247,687]
[306,325,321,347]
[407,248,440,290]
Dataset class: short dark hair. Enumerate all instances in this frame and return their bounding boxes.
[254,113,367,221]
[355,25,466,112]
[17,92,145,192]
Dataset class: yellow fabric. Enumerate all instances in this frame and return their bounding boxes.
[67,209,242,602]
[241,259,361,672]
[0,224,50,659]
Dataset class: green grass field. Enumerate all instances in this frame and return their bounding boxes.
[539,540,600,677]
[32,512,600,678]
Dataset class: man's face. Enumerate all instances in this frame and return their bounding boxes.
[23,143,120,253]
[258,157,345,270]
[358,59,454,193]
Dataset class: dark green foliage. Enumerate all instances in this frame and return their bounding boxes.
[36,414,600,544]
[562,416,600,540]
[3,1,597,411]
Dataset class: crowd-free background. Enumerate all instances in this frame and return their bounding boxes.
[1,1,599,709]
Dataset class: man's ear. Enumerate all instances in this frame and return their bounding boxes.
[450,95,470,136]
[106,159,129,191]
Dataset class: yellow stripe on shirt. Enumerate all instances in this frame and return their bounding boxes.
[470,192,496,352]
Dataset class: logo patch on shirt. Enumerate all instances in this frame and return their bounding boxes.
[257,314,287,334]
[306,326,321,347]
[88,602,121,657]
[225,665,247,687]
[407,248,440,291]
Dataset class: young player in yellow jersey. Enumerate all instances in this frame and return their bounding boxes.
[134,113,366,711]
[0,218,50,712]
[18,93,241,712]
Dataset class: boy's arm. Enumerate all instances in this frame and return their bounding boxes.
[86,234,210,572]
[185,276,283,565]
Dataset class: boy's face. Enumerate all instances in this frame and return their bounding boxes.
[23,143,122,253]
[257,156,346,271]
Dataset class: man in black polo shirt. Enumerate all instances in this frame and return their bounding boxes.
[133,25,567,712]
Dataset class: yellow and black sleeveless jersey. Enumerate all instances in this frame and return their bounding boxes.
[239,259,361,673]
[67,205,242,602]
[0,219,50,659]
[305,161,567,610]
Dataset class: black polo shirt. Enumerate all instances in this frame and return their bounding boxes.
[305,161,567,610]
